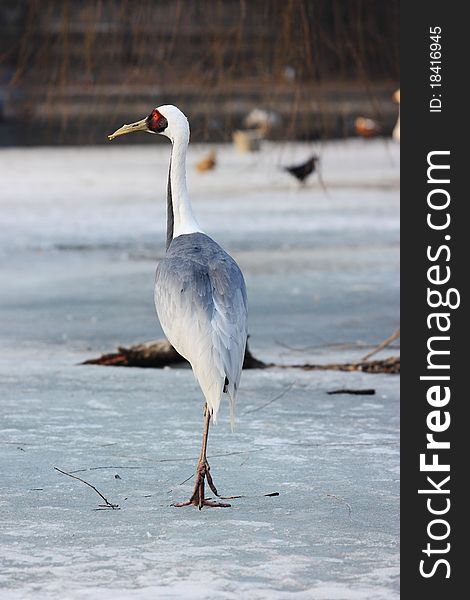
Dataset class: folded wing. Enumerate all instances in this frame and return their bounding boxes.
[155,233,248,422]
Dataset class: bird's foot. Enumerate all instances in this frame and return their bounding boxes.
[173,461,231,509]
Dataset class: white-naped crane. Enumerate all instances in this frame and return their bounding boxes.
[108,105,248,509]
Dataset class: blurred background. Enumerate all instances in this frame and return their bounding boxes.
[0,0,399,145]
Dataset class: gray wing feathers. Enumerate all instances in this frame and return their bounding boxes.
[154,234,248,422]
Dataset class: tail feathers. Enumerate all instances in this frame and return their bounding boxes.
[191,338,246,428]
[207,374,238,429]
[200,371,238,429]
[224,377,238,432]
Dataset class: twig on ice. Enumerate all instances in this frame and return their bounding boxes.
[360,328,400,362]
[214,491,279,500]
[179,472,195,485]
[327,388,375,395]
[54,467,120,510]
[274,339,400,353]
[326,493,352,518]
[243,381,296,415]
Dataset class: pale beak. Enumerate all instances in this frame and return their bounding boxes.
[108,118,148,140]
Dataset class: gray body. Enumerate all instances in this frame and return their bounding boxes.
[155,232,248,421]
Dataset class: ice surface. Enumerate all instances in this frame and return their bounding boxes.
[0,139,399,599]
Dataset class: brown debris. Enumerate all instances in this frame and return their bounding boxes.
[83,342,399,374]
[291,356,400,374]
[83,339,269,370]
[83,339,185,368]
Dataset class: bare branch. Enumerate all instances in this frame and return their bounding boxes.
[54,467,120,510]
[242,382,296,415]
[360,328,400,362]
[326,493,352,518]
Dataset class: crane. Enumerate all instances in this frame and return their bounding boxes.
[108,105,248,509]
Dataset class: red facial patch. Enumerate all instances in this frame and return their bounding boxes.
[147,109,163,131]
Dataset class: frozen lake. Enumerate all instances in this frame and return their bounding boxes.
[0,139,399,599]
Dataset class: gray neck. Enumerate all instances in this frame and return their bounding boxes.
[166,157,174,251]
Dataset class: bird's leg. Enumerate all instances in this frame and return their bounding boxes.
[173,403,231,509]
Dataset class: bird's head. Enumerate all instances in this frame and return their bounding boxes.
[108,105,189,144]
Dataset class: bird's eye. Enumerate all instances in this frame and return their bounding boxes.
[146,109,168,133]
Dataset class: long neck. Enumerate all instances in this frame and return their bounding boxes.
[166,135,201,247]
[166,160,174,250]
